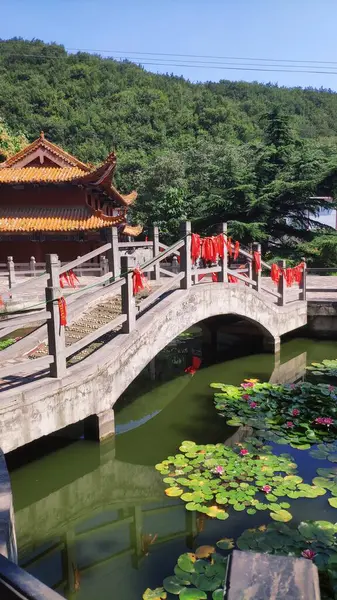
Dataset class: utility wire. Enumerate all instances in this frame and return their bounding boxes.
[2,51,337,76]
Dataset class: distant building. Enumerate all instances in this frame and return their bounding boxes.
[0,133,142,262]
[308,197,336,230]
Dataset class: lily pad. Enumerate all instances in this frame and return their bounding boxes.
[143,588,167,600]
[178,554,196,573]
[216,538,235,550]
[195,546,216,559]
[329,498,337,508]
[165,486,183,497]
[163,577,187,595]
[179,590,207,600]
[270,509,292,522]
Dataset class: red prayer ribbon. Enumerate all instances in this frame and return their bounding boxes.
[58,297,67,326]
[228,274,238,283]
[253,251,261,273]
[271,263,280,284]
[132,268,150,295]
[234,241,240,260]
[191,233,201,263]
[227,237,233,258]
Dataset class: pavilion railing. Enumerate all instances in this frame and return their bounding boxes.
[0,221,307,381]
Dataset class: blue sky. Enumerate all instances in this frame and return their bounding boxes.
[2,0,337,90]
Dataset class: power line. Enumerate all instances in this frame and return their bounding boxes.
[64,46,337,66]
[2,50,337,76]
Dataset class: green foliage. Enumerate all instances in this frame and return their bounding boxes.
[2,39,337,247]
[0,118,27,162]
[155,439,326,522]
[144,548,228,600]
[307,360,337,378]
[212,380,337,447]
[0,338,15,351]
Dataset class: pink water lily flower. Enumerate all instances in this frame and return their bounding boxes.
[242,394,251,401]
[292,409,300,417]
[329,386,335,392]
[286,421,294,428]
[214,465,224,475]
[262,485,272,493]
[301,549,316,560]
[241,382,254,389]
[240,448,249,456]
[315,417,334,426]
[249,402,258,409]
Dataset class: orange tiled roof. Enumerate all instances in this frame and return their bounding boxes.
[0,134,138,206]
[0,207,126,232]
[1,132,90,170]
[0,166,86,184]
[122,224,143,236]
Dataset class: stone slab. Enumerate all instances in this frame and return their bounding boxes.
[227,550,320,600]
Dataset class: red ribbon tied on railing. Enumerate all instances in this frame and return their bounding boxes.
[216,234,225,259]
[253,251,261,273]
[132,268,150,295]
[201,237,218,263]
[270,263,281,284]
[270,262,304,287]
[60,270,80,289]
[58,297,67,326]
[191,233,201,263]
[228,274,238,283]
[234,241,240,261]
[227,237,233,258]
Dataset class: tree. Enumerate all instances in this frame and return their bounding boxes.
[0,117,27,162]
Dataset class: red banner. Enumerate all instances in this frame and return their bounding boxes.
[58,297,67,326]
[253,251,261,273]
[234,241,240,260]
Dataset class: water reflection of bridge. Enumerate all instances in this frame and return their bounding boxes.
[12,348,308,598]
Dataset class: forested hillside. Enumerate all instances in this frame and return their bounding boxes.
[2,38,337,262]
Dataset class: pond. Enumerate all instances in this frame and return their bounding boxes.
[8,332,337,599]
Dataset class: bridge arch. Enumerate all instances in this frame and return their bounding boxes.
[0,283,307,453]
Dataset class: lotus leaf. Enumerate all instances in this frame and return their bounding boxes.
[163,577,187,595]
[178,554,196,573]
[329,498,337,508]
[179,590,207,600]
[212,590,224,600]
[212,380,337,447]
[270,509,292,522]
[216,538,235,550]
[143,588,167,600]
[195,546,215,559]
[165,486,183,497]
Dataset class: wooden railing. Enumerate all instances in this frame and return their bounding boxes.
[0,221,307,381]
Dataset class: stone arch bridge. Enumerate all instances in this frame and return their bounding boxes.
[0,223,307,453]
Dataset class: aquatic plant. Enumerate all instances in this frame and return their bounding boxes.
[211,381,337,448]
[142,545,229,600]
[155,439,325,522]
[237,521,337,599]
[307,360,337,379]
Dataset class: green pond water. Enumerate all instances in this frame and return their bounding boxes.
[9,334,337,599]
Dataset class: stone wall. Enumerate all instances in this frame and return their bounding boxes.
[0,448,17,563]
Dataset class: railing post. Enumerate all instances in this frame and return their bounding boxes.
[121,256,136,333]
[29,256,36,277]
[76,256,82,277]
[172,256,179,274]
[45,254,66,378]
[150,225,161,282]
[180,221,192,289]
[106,226,121,281]
[252,243,262,292]
[247,258,253,288]
[300,258,307,301]
[100,255,105,276]
[218,222,228,283]
[277,259,287,306]
[7,256,16,288]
